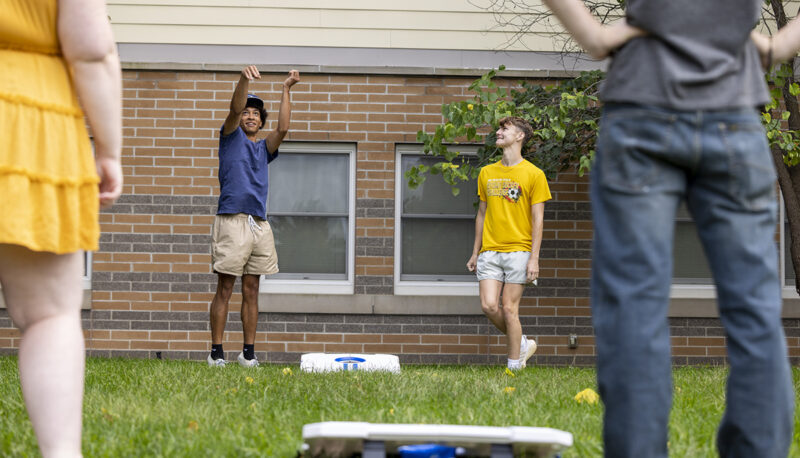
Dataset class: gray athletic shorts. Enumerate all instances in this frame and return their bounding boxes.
[476,250,531,284]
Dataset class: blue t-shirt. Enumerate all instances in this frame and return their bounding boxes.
[216,126,278,219]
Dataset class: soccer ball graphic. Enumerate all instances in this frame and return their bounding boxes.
[506,186,520,202]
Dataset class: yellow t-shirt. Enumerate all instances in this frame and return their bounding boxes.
[478,159,551,253]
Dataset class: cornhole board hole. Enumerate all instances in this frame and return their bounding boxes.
[301,421,573,458]
[300,353,401,373]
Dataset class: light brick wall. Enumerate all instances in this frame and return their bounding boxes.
[1,69,798,366]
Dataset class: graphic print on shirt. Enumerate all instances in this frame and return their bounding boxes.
[486,178,522,203]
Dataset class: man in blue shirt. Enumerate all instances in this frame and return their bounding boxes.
[208,65,300,367]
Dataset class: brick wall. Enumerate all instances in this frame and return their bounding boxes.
[1,69,798,366]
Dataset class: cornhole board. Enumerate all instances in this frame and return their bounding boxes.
[301,422,573,457]
[300,353,401,373]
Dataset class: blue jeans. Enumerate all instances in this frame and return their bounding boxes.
[591,104,794,457]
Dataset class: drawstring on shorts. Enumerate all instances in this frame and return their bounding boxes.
[247,214,263,238]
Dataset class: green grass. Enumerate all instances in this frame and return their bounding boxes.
[0,357,798,457]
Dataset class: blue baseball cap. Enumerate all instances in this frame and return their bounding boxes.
[245,94,264,110]
[244,94,267,127]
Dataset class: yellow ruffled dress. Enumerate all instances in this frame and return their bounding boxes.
[0,0,100,253]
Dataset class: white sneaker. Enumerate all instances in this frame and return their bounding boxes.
[520,338,537,368]
[237,352,259,368]
[207,354,227,367]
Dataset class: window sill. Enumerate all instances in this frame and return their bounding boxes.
[670,285,716,299]
[260,279,354,295]
[394,281,478,296]
[668,285,800,318]
[257,293,482,314]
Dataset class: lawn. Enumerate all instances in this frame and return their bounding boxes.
[0,357,798,457]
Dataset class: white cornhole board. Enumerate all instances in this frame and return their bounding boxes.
[301,422,573,457]
[300,353,401,373]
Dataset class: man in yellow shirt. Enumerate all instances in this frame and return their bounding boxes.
[467,117,552,370]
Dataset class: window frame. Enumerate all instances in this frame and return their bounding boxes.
[394,144,479,296]
[780,198,799,299]
[259,142,356,295]
[673,194,798,300]
[83,250,92,290]
[670,202,716,298]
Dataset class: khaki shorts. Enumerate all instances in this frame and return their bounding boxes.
[211,214,279,276]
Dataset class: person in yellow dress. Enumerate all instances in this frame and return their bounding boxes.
[0,1,122,456]
[467,117,551,370]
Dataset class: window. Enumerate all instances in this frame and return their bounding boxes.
[395,145,479,296]
[261,142,355,294]
[672,201,788,299]
[83,251,92,289]
[784,219,794,287]
[670,202,717,299]
[672,203,713,285]
[782,202,797,297]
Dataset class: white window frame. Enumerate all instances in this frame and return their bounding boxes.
[259,142,356,295]
[780,198,799,299]
[83,251,92,290]
[670,206,716,299]
[670,283,717,299]
[394,144,479,296]
[672,195,798,300]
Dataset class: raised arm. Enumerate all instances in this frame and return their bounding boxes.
[467,200,487,272]
[752,16,800,69]
[265,70,300,153]
[223,66,260,137]
[542,0,645,60]
[58,0,123,208]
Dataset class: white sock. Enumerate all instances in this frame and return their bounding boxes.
[507,358,522,370]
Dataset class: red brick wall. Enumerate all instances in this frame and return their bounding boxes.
[1,69,798,366]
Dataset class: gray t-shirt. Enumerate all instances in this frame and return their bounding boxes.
[600,0,768,110]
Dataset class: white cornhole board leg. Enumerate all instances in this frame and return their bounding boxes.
[301,422,573,457]
[300,353,401,373]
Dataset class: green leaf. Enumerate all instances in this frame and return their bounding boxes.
[406,66,605,189]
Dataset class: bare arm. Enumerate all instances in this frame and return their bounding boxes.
[265,70,300,153]
[752,16,800,68]
[58,0,122,208]
[527,202,545,283]
[466,200,487,272]
[542,0,645,59]
[773,20,800,63]
[223,66,260,137]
